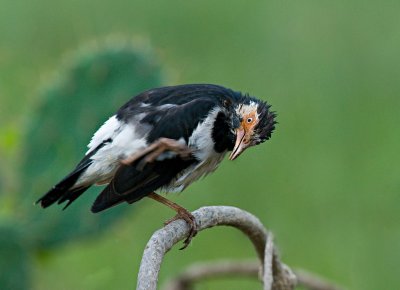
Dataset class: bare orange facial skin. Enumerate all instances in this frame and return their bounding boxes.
[241,111,259,144]
[229,109,259,160]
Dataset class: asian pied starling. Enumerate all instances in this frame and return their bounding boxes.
[37,84,276,248]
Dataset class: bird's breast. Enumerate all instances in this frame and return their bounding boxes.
[165,150,227,193]
[187,108,221,160]
[159,109,229,192]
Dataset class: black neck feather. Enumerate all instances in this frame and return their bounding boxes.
[212,111,235,153]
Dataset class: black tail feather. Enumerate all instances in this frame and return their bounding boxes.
[60,186,90,210]
[36,161,91,208]
[37,140,111,209]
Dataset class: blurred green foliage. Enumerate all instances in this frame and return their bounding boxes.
[0,39,162,288]
[0,223,29,290]
[1,1,400,290]
[24,39,161,247]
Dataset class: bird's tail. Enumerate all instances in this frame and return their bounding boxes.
[36,161,92,210]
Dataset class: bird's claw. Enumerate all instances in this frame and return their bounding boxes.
[164,209,198,250]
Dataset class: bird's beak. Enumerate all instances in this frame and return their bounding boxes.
[229,127,250,160]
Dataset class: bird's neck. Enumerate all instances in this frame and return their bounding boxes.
[211,111,235,153]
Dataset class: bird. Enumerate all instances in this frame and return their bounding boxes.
[37,84,276,248]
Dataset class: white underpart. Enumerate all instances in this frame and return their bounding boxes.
[165,108,227,192]
[77,115,148,186]
[188,108,221,160]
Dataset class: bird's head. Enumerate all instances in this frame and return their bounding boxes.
[229,97,277,160]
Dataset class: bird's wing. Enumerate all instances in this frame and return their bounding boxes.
[91,154,195,213]
[143,98,219,142]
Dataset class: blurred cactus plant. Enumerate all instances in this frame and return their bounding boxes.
[0,37,163,289]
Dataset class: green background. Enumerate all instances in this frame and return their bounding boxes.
[1,1,400,289]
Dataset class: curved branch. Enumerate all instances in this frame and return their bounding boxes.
[162,261,344,290]
[161,260,259,290]
[295,269,345,290]
[136,206,295,290]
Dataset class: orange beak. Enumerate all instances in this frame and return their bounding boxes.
[229,127,251,160]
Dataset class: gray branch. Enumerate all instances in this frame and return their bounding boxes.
[136,206,296,290]
[295,269,345,290]
[161,260,260,290]
[162,261,345,290]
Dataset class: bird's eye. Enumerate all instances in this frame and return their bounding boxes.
[247,118,253,123]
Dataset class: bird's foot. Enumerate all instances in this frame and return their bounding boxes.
[164,208,198,250]
[121,138,192,169]
[147,192,198,250]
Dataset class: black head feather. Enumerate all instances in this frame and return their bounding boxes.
[254,100,277,144]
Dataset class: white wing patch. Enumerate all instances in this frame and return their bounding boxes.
[86,115,121,155]
[77,115,148,186]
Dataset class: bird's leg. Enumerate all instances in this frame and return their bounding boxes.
[121,138,192,169]
[147,192,198,250]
